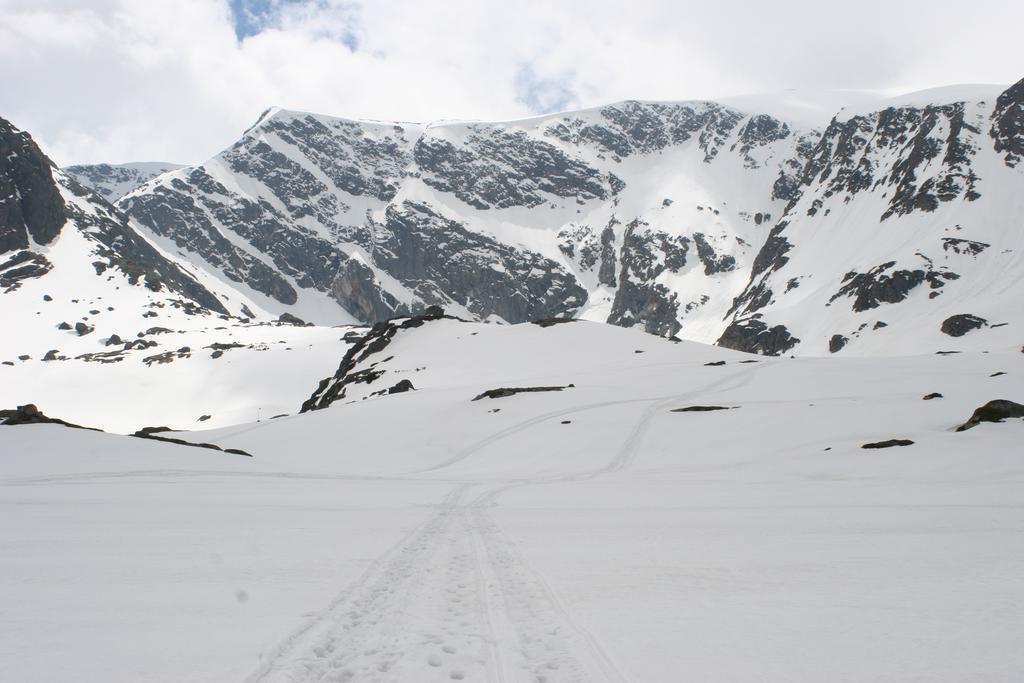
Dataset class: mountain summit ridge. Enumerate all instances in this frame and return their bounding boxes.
[54,78,1024,356]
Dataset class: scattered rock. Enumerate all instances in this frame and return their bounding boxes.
[42,294,52,301]
[531,318,576,328]
[940,313,988,337]
[990,371,1007,377]
[472,385,572,401]
[387,379,415,394]
[561,420,572,424]
[74,322,94,336]
[17,355,29,361]
[671,405,737,412]
[956,399,1024,431]
[861,439,915,449]
[704,360,726,366]
[197,415,211,422]
[41,349,59,361]
[829,334,849,353]
[873,321,888,329]
[277,312,308,326]
[57,321,71,330]
[718,317,800,356]
[923,393,943,400]
[105,334,123,346]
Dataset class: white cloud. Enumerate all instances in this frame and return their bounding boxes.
[0,0,1020,165]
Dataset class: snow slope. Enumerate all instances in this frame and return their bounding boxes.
[3,317,1022,681]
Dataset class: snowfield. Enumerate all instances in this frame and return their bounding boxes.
[2,319,1022,682]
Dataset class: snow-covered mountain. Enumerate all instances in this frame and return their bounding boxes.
[103,79,1024,355]
[63,162,185,202]
[0,116,280,370]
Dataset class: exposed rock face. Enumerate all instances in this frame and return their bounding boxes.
[940,314,988,337]
[956,399,1024,431]
[721,82,1023,354]
[608,220,688,336]
[1,116,232,315]
[113,102,813,338]
[72,83,1023,354]
[717,317,800,356]
[302,306,448,412]
[991,77,1024,168]
[0,117,64,253]
[829,334,849,353]
[415,127,613,209]
[370,202,587,323]
[828,262,957,312]
[63,162,183,202]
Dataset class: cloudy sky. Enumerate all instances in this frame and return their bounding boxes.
[1,0,1021,166]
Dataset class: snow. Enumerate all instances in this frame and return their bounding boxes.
[2,318,1022,681]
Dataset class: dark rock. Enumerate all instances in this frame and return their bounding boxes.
[277,312,308,326]
[142,351,176,366]
[829,334,849,353]
[941,238,989,256]
[990,371,1007,377]
[303,308,450,412]
[923,392,943,400]
[18,355,29,361]
[704,360,726,366]
[956,399,1024,431]
[940,314,988,337]
[717,317,800,356]
[692,232,736,275]
[991,77,1024,167]
[608,219,687,336]
[197,415,211,422]
[861,439,915,449]
[873,321,888,330]
[387,379,415,394]
[42,294,52,301]
[671,405,737,412]
[207,342,245,351]
[0,117,65,253]
[41,349,59,361]
[105,334,123,346]
[0,403,95,430]
[57,321,71,330]
[532,318,576,328]
[472,386,571,401]
[370,202,586,324]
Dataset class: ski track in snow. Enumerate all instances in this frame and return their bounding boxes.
[244,364,765,683]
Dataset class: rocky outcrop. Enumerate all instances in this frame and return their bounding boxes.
[371,202,586,323]
[956,399,1024,431]
[0,117,65,253]
[991,78,1024,168]
[1,117,231,313]
[940,314,988,337]
[717,317,800,356]
[302,306,448,412]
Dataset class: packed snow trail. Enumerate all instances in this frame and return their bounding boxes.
[245,482,626,683]
[245,364,765,683]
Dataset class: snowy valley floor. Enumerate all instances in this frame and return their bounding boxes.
[2,320,1023,682]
